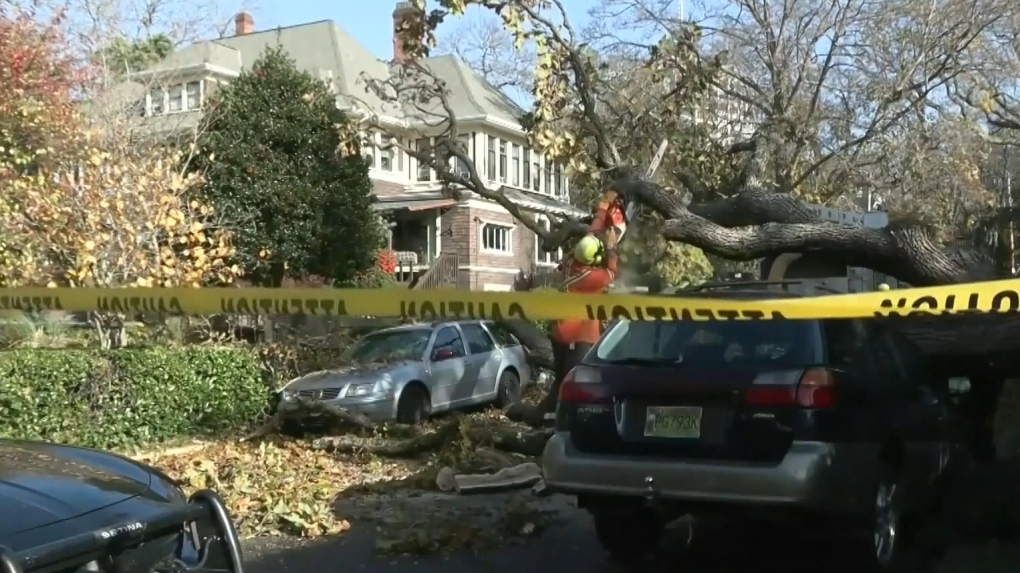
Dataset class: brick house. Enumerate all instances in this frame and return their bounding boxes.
[111,5,586,291]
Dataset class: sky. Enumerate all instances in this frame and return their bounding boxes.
[255,0,684,61]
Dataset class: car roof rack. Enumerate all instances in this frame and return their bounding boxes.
[683,279,844,295]
[0,489,245,573]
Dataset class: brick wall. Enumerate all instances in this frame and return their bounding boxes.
[440,204,471,260]
[435,201,561,290]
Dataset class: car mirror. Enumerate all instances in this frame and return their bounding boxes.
[432,348,456,361]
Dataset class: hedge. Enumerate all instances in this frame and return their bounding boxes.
[0,347,266,450]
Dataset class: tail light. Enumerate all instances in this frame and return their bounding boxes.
[743,368,836,408]
[558,365,611,404]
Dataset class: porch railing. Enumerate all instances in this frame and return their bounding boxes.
[411,252,460,290]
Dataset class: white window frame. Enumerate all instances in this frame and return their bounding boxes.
[185,80,202,110]
[148,87,165,115]
[168,84,184,112]
[535,215,562,266]
[479,220,514,255]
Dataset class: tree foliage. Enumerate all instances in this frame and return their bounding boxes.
[93,34,173,76]
[0,8,240,347]
[0,8,84,171]
[194,47,384,287]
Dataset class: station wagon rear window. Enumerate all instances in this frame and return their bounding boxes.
[593,319,823,368]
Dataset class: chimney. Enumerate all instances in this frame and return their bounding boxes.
[234,12,254,36]
[392,1,416,63]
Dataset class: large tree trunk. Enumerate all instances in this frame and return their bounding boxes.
[539,174,1018,457]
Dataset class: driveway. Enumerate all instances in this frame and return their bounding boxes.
[244,490,1015,573]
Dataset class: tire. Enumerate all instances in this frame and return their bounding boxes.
[396,384,430,425]
[496,369,521,408]
[844,461,910,572]
[590,505,665,564]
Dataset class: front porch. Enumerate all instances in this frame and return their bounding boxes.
[373,198,455,286]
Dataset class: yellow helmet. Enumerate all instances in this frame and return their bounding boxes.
[573,235,603,265]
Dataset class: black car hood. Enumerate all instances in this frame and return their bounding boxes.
[0,440,153,536]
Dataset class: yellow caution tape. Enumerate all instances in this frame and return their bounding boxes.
[1,279,1019,321]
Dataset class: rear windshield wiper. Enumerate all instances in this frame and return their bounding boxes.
[602,357,680,366]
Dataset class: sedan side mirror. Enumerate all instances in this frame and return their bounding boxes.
[432,347,456,361]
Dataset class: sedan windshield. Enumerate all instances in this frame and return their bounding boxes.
[593,319,823,368]
[345,329,432,363]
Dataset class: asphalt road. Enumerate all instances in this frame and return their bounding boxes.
[241,493,1020,573]
[240,492,875,573]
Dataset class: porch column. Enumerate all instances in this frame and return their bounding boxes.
[434,209,442,258]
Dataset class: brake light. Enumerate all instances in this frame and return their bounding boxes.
[743,368,836,408]
[558,366,610,404]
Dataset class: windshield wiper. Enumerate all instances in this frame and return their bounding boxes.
[602,357,680,366]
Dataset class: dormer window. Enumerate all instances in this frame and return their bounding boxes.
[143,81,204,116]
[150,88,164,114]
[186,81,201,109]
[169,85,184,112]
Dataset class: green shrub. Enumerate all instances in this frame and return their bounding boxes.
[0,347,265,450]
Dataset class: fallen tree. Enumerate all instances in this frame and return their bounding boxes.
[353,0,1020,470]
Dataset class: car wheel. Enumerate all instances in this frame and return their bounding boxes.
[590,505,665,564]
[846,461,909,572]
[396,384,430,425]
[496,370,521,408]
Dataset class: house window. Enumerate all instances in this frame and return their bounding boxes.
[380,140,394,171]
[499,140,507,182]
[523,148,531,187]
[481,222,513,253]
[512,145,520,186]
[168,84,183,112]
[487,136,496,180]
[455,134,471,177]
[536,217,562,264]
[416,137,431,181]
[149,88,164,114]
[531,156,540,191]
[185,81,201,110]
[554,164,563,196]
[545,161,553,193]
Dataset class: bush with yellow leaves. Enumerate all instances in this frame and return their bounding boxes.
[2,149,239,289]
[0,9,240,307]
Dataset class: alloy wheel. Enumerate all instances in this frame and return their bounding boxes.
[873,480,900,565]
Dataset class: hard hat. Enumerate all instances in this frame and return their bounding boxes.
[573,235,603,265]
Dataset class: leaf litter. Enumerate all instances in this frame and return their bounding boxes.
[152,404,572,555]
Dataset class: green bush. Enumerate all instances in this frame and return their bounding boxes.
[0,347,265,450]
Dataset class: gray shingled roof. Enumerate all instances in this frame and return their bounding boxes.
[410,55,523,125]
[135,21,522,123]
[125,18,575,212]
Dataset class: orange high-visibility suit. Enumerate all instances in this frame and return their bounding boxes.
[540,192,627,415]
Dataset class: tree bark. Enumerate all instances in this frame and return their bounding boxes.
[535,175,1019,465]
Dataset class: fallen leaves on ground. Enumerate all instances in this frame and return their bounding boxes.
[155,436,419,538]
[150,402,558,553]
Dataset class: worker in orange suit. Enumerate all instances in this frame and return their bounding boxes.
[538,227,620,415]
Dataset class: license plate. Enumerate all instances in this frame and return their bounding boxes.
[644,406,702,438]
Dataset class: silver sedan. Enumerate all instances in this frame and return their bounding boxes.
[277,320,531,425]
